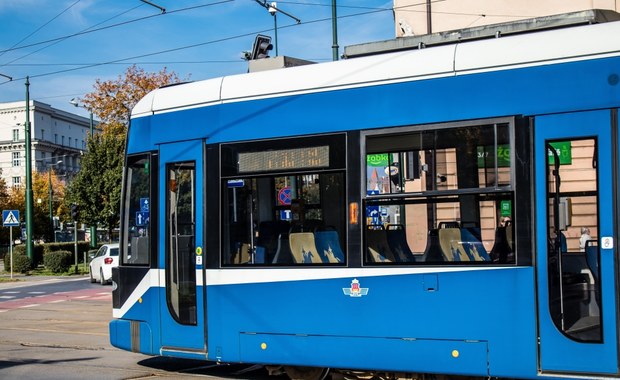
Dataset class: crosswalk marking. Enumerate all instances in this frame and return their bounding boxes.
[0,286,111,313]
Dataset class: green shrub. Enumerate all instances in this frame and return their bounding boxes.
[4,253,32,274]
[3,245,43,267]
[44,242,97,264]
[14,254,32,273]
[43,250,73,274]
[3,250,21,271]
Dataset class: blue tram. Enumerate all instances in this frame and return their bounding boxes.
[111,10,620,379]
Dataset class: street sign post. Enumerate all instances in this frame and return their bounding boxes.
[3,210,20,279]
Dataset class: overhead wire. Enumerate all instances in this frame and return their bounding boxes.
[0,3,146,68]
[0,0,235,55]
[0,0,82,60]
[0,0,530,84]
[0,3,395,84]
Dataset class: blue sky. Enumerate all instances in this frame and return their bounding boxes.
[0,0,395,117]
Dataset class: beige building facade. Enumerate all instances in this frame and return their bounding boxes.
[0,100,95,189]
[394,0,620,37]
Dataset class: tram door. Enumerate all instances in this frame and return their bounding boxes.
[158,140,206,354]
[535,110,618,375]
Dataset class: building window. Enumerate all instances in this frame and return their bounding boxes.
[41,129,45,140]
[12,177,21,188]
[54,134,58,144]
[62,136,65,146]
[12,129,19,142]
[12,152,20,167]
[69,137,72,147]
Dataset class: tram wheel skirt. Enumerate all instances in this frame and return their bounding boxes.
[239,333,489,377]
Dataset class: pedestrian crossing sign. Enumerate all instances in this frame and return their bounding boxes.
[2,210,20,227]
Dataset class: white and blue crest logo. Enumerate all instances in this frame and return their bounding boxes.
[342,279,369,297]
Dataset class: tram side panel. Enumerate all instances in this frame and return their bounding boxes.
[206,268,537,378]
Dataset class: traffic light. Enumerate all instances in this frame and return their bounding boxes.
[250,34,273,60]
[71,204,78,221]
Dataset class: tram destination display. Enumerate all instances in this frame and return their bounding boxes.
[238,146,329,173]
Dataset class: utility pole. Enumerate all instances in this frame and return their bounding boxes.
[254,0,300,56]
[269,2,278,56]
[70,98,97,248]
[332,0,339,61]
[24,77,34,262]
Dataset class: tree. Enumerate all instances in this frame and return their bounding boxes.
[0,172,11,244]
[67,65,183,240]
[82,65,183,136]
[32,170,67,241]
[67,133,124,239]
[0,172,67,243]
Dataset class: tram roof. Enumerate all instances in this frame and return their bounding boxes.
[132,10,620,119]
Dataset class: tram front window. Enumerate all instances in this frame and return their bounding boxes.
[122,154,154,266]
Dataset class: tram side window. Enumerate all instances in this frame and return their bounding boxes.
[122,154,153,266]
[222,173,346,265]
[221,137,347,266]
[364,122,516,265]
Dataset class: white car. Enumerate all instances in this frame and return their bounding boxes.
[89,243,120,285]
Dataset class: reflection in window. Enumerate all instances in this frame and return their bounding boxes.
[221,135,347,266]
[546,139,601,342]
[122,155,153,266]
[223,173,345,265]
[364,122,515,265]
[166,162,197,325]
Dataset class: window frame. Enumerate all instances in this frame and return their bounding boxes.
[120,153,157,267]
[360,117,519,266]
[220,133,348,267]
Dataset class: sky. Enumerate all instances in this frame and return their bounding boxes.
[0,0,395,118]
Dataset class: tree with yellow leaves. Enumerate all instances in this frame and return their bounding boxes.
[0,170,66,242]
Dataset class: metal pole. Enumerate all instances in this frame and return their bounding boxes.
[48,169,53,241]
[74,221,78,274]
[25,77,34,262]
[89,111,94,137]
[426,0,432,34]
[332,0,339,61]
[9,227,13,279]
[89,111,97,248]
[273,10,278,56]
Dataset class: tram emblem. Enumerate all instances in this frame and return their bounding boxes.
[343,279,369,297]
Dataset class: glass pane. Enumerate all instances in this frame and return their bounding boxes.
[223,172,345,266]
[166,162,197,325]
[364,122,516,266]
[366,123,510,195]
[546,139,601,342]
[364,194,513,264]
[123,155,151,265]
